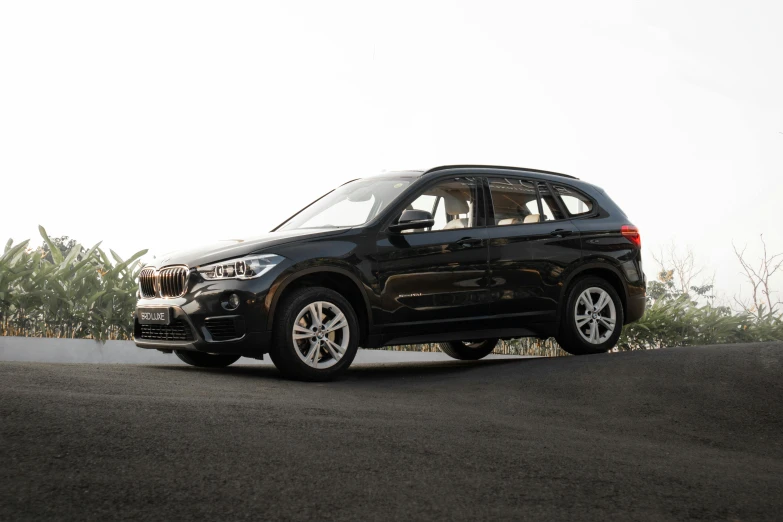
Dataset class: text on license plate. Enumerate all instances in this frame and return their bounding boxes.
[138,308,170,325]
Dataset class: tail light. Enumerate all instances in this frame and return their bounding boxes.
[621,225,641,248]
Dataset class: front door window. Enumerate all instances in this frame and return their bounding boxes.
[403,178,480,232]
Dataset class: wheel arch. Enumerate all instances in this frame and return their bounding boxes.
[265,266,372,344]
[558,262,629,325]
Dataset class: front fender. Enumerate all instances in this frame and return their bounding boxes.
[263,261,372,331]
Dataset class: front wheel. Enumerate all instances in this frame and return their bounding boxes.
[438,339,498,360]
[175,351,241,368]
[269,286,360,381]
[555,277,624,355]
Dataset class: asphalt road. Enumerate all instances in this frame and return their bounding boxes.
[1,343,782,521]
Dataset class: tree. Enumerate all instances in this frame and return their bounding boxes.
[733,235,782,319]
[650,244,714,303]
[40,235,87,264]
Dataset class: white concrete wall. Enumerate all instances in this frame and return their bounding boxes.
[0,336,198,364]
[0,336,528,364]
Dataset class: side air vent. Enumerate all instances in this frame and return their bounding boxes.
[204,317,245,341]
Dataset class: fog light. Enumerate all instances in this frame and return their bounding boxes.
[226,293,240,310]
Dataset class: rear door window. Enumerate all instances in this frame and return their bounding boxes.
[487,178,540,225]
[488,178,570,224]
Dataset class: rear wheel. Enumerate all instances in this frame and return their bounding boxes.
[556,277,624,355]
[175,351,241,368]
[438,339,498,360]
[269,286,359,381]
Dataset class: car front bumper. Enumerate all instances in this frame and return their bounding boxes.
[133,277,275,358]
[133,305,271,356]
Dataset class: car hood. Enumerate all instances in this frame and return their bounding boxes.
[147,228,348,269]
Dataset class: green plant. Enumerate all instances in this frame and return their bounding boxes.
[618,295,782,350]
[0,226,147,340]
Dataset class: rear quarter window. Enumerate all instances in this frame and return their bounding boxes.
[554,185,593,216]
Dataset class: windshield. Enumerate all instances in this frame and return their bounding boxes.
[277,177,414,231]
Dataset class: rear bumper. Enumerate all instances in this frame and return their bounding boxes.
[626,293,646,324]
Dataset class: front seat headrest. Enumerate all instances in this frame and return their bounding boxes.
[443,194,470,216]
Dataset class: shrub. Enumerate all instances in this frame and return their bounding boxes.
[618,295,783,350]
[0,226,146,340]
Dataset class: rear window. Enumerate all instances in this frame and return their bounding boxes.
[554,185,593,216]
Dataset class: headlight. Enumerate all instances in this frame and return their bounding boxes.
[197,254,284,280]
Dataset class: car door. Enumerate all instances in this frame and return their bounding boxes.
[485,177,582,327]
[374,176,491,338]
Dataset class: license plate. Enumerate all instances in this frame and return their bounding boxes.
[138,307,170,325]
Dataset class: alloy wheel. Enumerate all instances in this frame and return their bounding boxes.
[574,287,617,344]
[292,301,350,369]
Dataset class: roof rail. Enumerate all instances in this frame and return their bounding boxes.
[422,164,578,180]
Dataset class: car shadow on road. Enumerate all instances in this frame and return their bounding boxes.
[343,358,536,381]
[151,357,538,383]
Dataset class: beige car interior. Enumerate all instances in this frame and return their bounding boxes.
[404,177,555,232]
[489,181,544,226]
[441,192,472,229]
[497,214,540,226]
[402,183,476,233]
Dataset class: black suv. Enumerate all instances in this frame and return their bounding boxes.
[134,165,645,380]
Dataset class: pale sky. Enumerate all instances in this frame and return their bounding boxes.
[1,0,781,306]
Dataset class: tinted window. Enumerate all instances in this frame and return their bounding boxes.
[432,196,448,230]
[403,178,480,232]
[537,182,566,221]
[410,194,437,213]
[407,193,447,231]
[488,178,540,225]
[554,185,593,216]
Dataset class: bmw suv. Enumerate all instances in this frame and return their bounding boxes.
[134,165,646,380]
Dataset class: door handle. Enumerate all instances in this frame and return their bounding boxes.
[456,237,482,248]
[549,229,573,238]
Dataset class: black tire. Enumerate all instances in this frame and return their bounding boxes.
[175,351,241,368]
[555,277,624,355]
[438,339,498,361]
[269,286,360,381]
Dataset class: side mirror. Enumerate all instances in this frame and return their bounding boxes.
[389,209,435,233]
